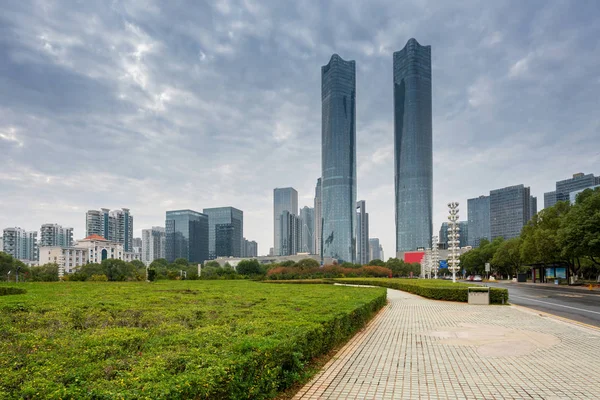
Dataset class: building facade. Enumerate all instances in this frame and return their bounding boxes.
[165,210,209,264]
[321,54,357,263]
[273,188,298,256]
[85,208,133,251]
[141,227,166,265]
[570,185,600,203]
[2,227,38,261]
[544,173,600,208]
[490,184,533,240]
[314,178,323,258]
[356,200,369,265]
[40,224,73,247]
[393,38,433,253]
[242,238,258,257]
[467,195,491,247]
[38,246,87,275]
[369,238,383,262]
[203,207,243,259]
[300,206,314,254]
[279,210,302,256]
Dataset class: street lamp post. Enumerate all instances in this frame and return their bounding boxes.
[447,202,461,283]
[431,235,439,279]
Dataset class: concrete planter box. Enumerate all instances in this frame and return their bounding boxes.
[468,287,490,305]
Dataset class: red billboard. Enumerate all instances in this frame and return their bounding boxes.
[404,251,425,264]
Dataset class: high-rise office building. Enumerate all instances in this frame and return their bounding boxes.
[530,196,537,219]
[439,221,469,248]
[85,208,133,251]
[40,224,73,247]
[242,238,258,258]
[279,210,302,256]
[273,188,298,256]
[165,210,209,263]
[321,54,356,263]
[467,195,491,247]
[2,227,38,261]
[300,206,314,254]
[369,238,383,262]
[314,178,323,258]
[356,200,369,265]
[203,207,243,259]
[544,173,600,208]
[141,227,166,265]
[490,184,532,240]
[394,38,433,253]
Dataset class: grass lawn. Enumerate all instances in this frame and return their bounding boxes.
[0,280,386,400]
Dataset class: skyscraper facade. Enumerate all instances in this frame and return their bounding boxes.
[2,227,38,261]
[273,187,298,256]
[544,191,557,209]
[314,178,323,258]
[356,200,369,265]
[369,238,383,262]
[203,207,243,259]
[242,238,258,257]
[467,195,491,247]
[544,173,600,209]
[393,38,433,253]
[141,227,166,265]
[40,224,73,247]
[490,184,532,240]
[300,206,314,254]
[279,210,302,256]
[85,208,133,251]
[321,54,356,263]
[439,221,469,248]
[165,210,209,263]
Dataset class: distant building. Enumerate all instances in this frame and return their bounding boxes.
[530,196,538,219]
[85,208,133,251]
[214,253,336,268]
[490,184,533,240]
[321,54,357,263]
[165,210,209,264]
[3,227,38,261]
[274,188,298,256]
[279,210,302,256]
[242,238,258,257]
[356,201,369,264]
[394,38,433,253]
[570,185,600,203]
[38,247,87,275]
[141,227,166,265]
[467,195,491,247]
[314,178,323,258]
[203,207,243,259]
[40,224,73,247]
[300,206,314,254]
[132,237,142,248]
[544,173,600,208]
[369,238,383,261]
[439,221,468,249]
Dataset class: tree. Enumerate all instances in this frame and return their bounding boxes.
[296,258,320,270]
[130,260,145,269]
[367,259,385,267]
[204,261,221,268]
[236,259,263,276]
[101,259,136,281]
[174,258,189,266]
[29,263,60,282]
[491,237,522,277]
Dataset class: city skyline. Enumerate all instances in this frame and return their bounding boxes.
[1,1,599,259]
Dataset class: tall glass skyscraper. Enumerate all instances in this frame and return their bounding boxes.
[273,187,298,256]
[321,54,356,263]
[467,195,491,247]
[393,38,433,253]
[165,209,209,263]
[203,207,243,259]
[314,178,322,259]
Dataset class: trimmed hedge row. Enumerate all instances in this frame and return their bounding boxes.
[333,278,509,304]
[0,287,26,296]
[262,279,334,284]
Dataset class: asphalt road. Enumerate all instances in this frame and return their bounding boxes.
[486,282,600,328]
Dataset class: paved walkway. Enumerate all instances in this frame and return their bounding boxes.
[294,288,600,400]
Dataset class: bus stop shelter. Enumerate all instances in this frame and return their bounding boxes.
[528,262,570,283]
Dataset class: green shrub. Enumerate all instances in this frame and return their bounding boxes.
[333,278,509,304]
[262,279,334,284]
[88,274,108,282]
[0,286,26,296]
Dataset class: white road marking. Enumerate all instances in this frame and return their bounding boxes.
[511,295,600,315]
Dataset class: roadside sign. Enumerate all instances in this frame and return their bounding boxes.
[485,263,490,272]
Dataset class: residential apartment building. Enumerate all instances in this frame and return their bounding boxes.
[40,224,73,247]
[85,208,133,251]
[141,227,166,265]
[2,227,38,261]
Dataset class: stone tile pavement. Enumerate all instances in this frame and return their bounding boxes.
[294,288,600,400]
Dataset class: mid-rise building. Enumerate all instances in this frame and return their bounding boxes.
[394,38,433,253]
[369,238,384,262]
[85,208,133,251]
[490,184,533,240]
[2,227,38,261]
[314,178,323,258]
[570,185,600,203]
[321,54,357,263]
[439,221,469,249]
[300,206,314,254]
[356,200,369,265]
[273,188,298,256]
[40,224,73,247]
[544,173,600,208]
[141,227,166,265]
[203,207,243,259]
[467,195,491,247]
[279,210,302,256]
[165,210,209,264]
[242,238,258,258]
[39,246,87,275]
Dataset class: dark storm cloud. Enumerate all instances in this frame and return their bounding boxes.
[0,0,599,256]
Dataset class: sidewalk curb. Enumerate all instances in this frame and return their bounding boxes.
[510,303,600,332]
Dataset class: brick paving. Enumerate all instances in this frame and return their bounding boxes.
[294,288,600,400]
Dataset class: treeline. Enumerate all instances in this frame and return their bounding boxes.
[461,187,600,281]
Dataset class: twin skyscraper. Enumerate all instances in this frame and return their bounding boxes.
[320,38,433,262]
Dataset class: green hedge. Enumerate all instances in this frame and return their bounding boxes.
[333,278,508,304]
[0,287,26,296]
[261,279,334,284]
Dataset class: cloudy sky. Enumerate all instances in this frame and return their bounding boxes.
[1,0,599,257]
